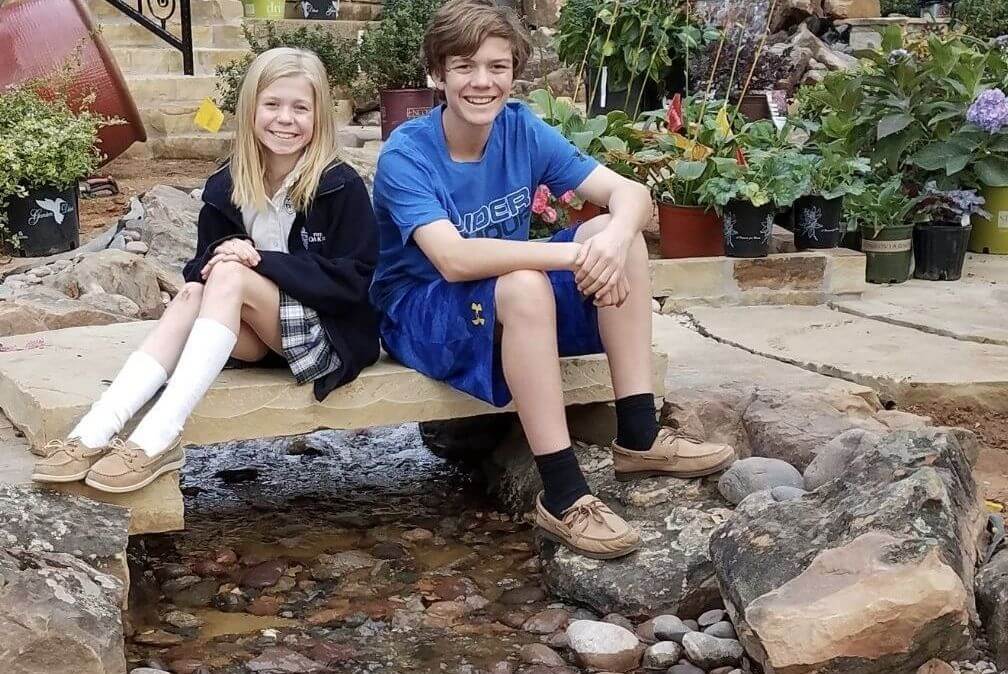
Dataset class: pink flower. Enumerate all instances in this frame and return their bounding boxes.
[532,185,551,214]
[560,190,576,204]
[542,207,557,223]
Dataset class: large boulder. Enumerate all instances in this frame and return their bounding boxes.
[0,484,130,592]
[41,249,165,320]
[139,185,201,273]
[976,549,1008,669]
[487,441,732,617]
[710,429,984,674]
[0,548,126,674]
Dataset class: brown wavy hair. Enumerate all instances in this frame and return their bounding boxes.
[423,0,531,79]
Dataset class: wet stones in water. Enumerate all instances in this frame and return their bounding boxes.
[642,641,683,669]
[161,575,201,594]
[681,632,744,669]
[310,551,377,580]
[246,647,324,673]
[167,660,209,674]
[519,643,566,666]
[214,467,259,484]
[652,615,693,643]
[697,608,726,627]
[307,642,354,666]
[566,619,643,672]
[212,587,248,613]
[717,457,804,505]
[372,541,408,559]
[703,620,737,640]
[499,584,547,605]
[169,578,220,608]
[247,595,284,616]
[162,610,204,629]
[242,560,287,589]
[401,527,434,543]
[192,559,230,577]
[133,629,185,646]
[523,608,570,634]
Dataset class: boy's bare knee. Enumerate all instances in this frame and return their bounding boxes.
[496,270,553,322]
[573,214,613,243]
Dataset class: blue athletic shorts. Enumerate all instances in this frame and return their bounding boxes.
[379,227,605,407]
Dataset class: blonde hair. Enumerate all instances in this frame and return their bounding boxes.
[423,0,531,79]
[231,47,342,214]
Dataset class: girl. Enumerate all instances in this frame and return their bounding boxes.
[32,47,380,493]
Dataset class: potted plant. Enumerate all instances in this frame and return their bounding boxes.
[357,0,440,140]
[792,148,871,250]
[554,0,713,118]
[847,176,918,284]
[0,74,119,256]
[695,147,808,258]
[912,182,988,280]
[216,22,360,115]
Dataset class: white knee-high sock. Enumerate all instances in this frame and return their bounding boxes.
[129,318,237,457]
[70,351,168,449]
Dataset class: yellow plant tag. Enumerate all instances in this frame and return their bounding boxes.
[715,104,733,141]
[193,97,224,133]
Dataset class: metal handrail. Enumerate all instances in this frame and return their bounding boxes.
[101,0,194,75]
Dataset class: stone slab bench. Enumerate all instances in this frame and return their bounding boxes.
[0,321,668,534]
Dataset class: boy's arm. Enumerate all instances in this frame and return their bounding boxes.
[413,220,580,282]
[571,165,653,297]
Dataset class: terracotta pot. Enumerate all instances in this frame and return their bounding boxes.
[561,201,606,226]
[0,0,146,165]
[379,88,435,141]
[657,202,724,258]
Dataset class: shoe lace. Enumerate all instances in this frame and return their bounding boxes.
[43,438,79,457]
[108,438,142,469]
[657,426,705,445]
[562,499,617,541]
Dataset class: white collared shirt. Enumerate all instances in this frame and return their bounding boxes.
[241,180,297,253]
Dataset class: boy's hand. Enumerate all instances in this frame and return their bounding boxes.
[593,272,630,308]
[214,239,261,267]
[574,228,630,299]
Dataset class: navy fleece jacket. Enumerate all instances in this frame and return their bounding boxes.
[183,160,380,400]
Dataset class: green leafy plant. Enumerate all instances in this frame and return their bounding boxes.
[803,146,872,200]
[695,148,809,210]
[882,0,1008,38]
[846,175,917,237]
[0,61,121,244]
[358,0,441,90]
[554,0,715,100]
[215,22,360,113]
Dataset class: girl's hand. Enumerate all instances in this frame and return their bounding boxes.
[214,239,261,267]
[201,252,246,280]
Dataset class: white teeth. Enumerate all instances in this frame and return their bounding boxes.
[271,131,296,139]
[465,97,495,104]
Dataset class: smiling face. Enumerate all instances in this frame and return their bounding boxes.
[438,36,514,134]
[253,75,315,160]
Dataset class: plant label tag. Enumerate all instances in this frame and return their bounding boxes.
[999,212,1008,230]
[194,98,225,134]
[600,67,607,108]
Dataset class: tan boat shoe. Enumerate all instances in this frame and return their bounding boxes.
[84,437,185,493]
[535,492,641,560]
[613,427,736,481]
[32,437,108,483]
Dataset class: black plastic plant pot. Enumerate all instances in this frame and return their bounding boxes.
[6,184,80,257]
[287,0,342,19]
[912,222,971,281]
[722,200,774,258]
[585,67,661,118]
[793,195,844,250]
[860,223,913,284]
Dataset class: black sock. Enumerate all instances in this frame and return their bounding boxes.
[535,447,591,518]
[615,393,659,451]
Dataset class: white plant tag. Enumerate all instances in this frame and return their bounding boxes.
[600,67,608,108]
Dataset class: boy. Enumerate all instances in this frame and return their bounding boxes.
[370,0,736,559]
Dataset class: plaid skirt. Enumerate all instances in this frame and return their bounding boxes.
[279,291,341,384]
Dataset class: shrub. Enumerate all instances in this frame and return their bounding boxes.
[881,0,1008,38]
[358,0,441,90]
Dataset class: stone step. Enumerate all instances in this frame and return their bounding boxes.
[112,45,248,74]
[650,248,867,312]
[87,0,243,22]
[126,73,220,105]
[124,132,234,160]
[685,304,1008,412]
[140,99,237,135]
[96,21,247,48]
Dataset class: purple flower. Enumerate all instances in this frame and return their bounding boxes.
[967,89,1008,134]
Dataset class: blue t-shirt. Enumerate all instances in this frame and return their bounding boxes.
[369,102,599,310]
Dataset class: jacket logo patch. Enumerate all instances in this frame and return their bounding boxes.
[471,302,485,326]
[300,230,326,248]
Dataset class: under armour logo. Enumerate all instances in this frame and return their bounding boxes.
[471,302,485,326]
